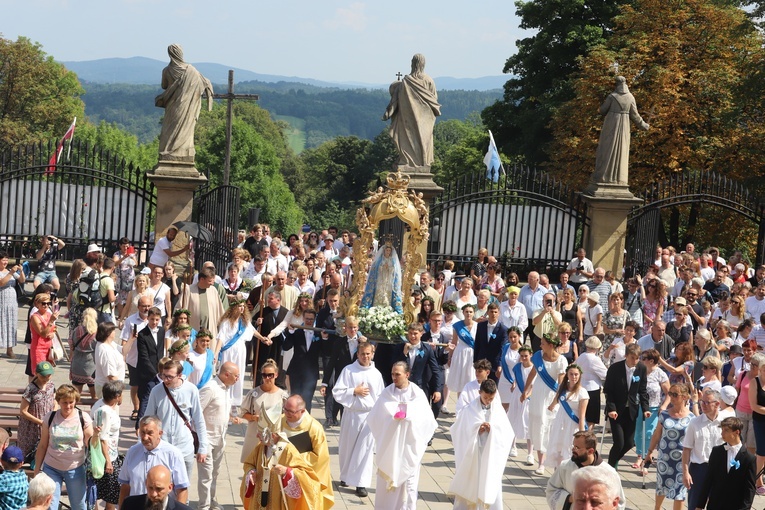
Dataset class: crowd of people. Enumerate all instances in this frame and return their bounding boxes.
[1,229,765,509]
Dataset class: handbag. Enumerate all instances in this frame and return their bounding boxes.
[49,333,65,362]
[163,384,200,454]
[88,436,106,479]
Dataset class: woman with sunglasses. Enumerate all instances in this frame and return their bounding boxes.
[30,293,60,376]
[239,358,289,463]
[642,278,665,332]
[642,383,694,510]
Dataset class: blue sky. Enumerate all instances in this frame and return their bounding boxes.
[3,0,529,83]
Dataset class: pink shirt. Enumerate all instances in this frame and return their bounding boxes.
[43,409,92,471]
[737,374,753,414]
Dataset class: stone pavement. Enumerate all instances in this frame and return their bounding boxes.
[6,306,666,509]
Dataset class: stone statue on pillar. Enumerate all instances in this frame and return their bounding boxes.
[155,44,214,164]
[588,76,649,193]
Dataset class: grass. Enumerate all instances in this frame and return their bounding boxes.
[273,115,307,154]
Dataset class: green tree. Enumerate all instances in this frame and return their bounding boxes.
[481,0,628,166]
[0,36,85,152]
[76,121,158,170]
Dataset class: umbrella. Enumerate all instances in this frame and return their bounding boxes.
[173,221,214,243]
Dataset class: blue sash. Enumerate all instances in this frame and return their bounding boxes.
[196,349,214,389]
[220,320,247,353]
[532,350,559,392]
[455,321,475,349]
[559,393,588,430]
[182,361,193,378]
[513,363,526,394]
[500,343,514,384]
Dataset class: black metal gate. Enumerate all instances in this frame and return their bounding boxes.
[428,165,589,278]
[625,170,765,275]
[0,140,156,260]
[193,184,241,275]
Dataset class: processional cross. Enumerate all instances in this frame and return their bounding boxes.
[211,70,260,186]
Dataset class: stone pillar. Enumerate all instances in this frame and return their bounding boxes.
[403,165,443,271]
[582,184,642,277]
[147,161,207,268]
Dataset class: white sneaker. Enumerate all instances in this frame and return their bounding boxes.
[534,466,545,475]
[510,448,518,457]
[525,454,535,466]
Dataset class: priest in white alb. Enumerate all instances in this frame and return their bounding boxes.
[367,360,438,510]
[331,342,384,498]
[449,379,513,510]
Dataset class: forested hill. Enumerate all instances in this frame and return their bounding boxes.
[80,81,502,149]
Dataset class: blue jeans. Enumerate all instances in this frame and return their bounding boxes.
[634,406,660,456]
[43,463,87,510]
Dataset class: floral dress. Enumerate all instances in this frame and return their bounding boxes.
[642,297,661,331]
[656,410,692,500]
[114,250,136,306]
[18,380,56,457]
[65,274,84,340]
[0,269,19,348]
[602,310,630,350]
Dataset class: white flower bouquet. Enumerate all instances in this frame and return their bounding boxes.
[357,305,407,340]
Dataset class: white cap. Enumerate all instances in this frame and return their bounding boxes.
[720,386,737,406]
[587,291,600,303]
[86,243,101,253]
[140,267,151,275]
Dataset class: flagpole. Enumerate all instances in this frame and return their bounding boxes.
[65,117,76,162]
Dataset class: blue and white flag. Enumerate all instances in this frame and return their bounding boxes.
[483,130,502,183]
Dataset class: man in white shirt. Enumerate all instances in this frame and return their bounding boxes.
[499,286,528,331]
[122,296,152,422]
[682,388,724,510]
[566,247,594,290]
[197,362,241,510]
[746,283,765,322]
[700,253,716,281]
[656,249,676,288]
[266,240,288,275]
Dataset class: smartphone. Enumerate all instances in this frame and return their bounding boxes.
[132,324,137,336]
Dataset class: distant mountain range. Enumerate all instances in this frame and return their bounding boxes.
[62,57,508,91]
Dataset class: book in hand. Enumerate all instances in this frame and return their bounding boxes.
[288,431,313,454]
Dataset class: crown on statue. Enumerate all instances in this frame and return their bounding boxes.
[386,170,411,191]
[381,234,395,247]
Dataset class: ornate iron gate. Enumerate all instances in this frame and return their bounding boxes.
[428,165,589,277]
[193,184,241,275]
[0,140,156,260]
[625,170,765,276]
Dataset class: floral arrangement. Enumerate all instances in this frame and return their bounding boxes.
[240,278,257,293]
[357,305,407,340]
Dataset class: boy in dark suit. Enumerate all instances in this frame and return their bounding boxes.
[393,323,443,405]
[603,342,650,468]
[473,303,508,381]
[283,309,322,412]
[697,416,756,510]
[135,307,165,424]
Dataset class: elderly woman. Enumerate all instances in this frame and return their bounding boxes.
[18,361,56,459]
[454,278,477,320]
[633,348,670,473]
[240,358,289,462]
[577,336,608,430]
[666,305,693,345]
[69,307,98,399]
[480,262,505,300]
[581,292,603,342]
[26,472,57,510]
[474,289,491,320]
[34,385,94,510]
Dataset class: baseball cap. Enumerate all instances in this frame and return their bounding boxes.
[1,445,23,464]
[674,297,687,306]
[35,361,54,376]
[720,386,737,406]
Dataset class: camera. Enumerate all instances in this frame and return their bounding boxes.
[546,300,553,307]
[577,264,584,271]
[47,236,55,243]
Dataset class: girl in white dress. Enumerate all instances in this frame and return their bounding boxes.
[497,326,522,410]
[439,300,459,414]
[446,304,478,395]
[521,333,568,474]
[215,300,255,408]
[544,363,589,468]
[507,346,533,462]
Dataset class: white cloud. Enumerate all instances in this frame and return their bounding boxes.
[324,2,367,32]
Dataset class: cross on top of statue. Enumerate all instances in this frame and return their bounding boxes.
[396,72,403,81]
[211,70,259,186]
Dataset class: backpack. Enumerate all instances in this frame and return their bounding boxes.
[78,269,104,309]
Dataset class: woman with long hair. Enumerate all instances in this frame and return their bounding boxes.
[0,251,25,358]
[30,293,59,376]
[666,306,693,345]
[18,361,56,459]
[544,363,589,468]
[216,299,255,408]
[94,322,125,398]
[239,358,289,462]
[446,304,479,397]
[64,259,87,320]
[69,307,97,399]
[693,329,720,382]
[117,274,150,325]
[164,308,198,351]
[660,341,695,387]
[749,352,765,495]
[642,279,666,331]
[418,296,435,325]
[558,287,582,344]
[727,295,751,329]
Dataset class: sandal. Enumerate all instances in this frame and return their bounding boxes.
[130,410,139,421]
[631,460,641,470]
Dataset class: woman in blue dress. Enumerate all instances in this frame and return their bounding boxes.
[642,382,693,510]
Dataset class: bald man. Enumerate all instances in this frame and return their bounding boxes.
[121,465,192,510]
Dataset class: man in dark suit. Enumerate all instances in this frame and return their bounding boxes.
[283,309,322,412]
[393,323,443,405]
[135,307,165,425]
[603,342,650,468]
[316,289,342,425]
[473,303,508,382]
[320,311,361,426]
[696,416,756,510]
[121,465,192,510]
[422,312,450,418]
[253,290,289,387]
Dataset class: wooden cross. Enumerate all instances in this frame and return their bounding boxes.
[212,70,259,186]
[396,72,403,81]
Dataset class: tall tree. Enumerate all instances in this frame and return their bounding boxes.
[481,0,628,166]
[0,36,85,152]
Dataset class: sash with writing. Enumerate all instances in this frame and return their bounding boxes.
[196,348,214,389]
[455,321,475,349]
[500,343,515,385]
[513,363,526,394]
[532,350,559,392]
[220,319,247,353]
[559,393,588,430]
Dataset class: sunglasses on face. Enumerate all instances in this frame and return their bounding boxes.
[668,391,680,398]
[261,372,276,379]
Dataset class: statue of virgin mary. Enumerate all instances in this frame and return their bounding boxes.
[361,243,403,313]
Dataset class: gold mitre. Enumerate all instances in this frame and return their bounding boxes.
[386,170,410,190]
